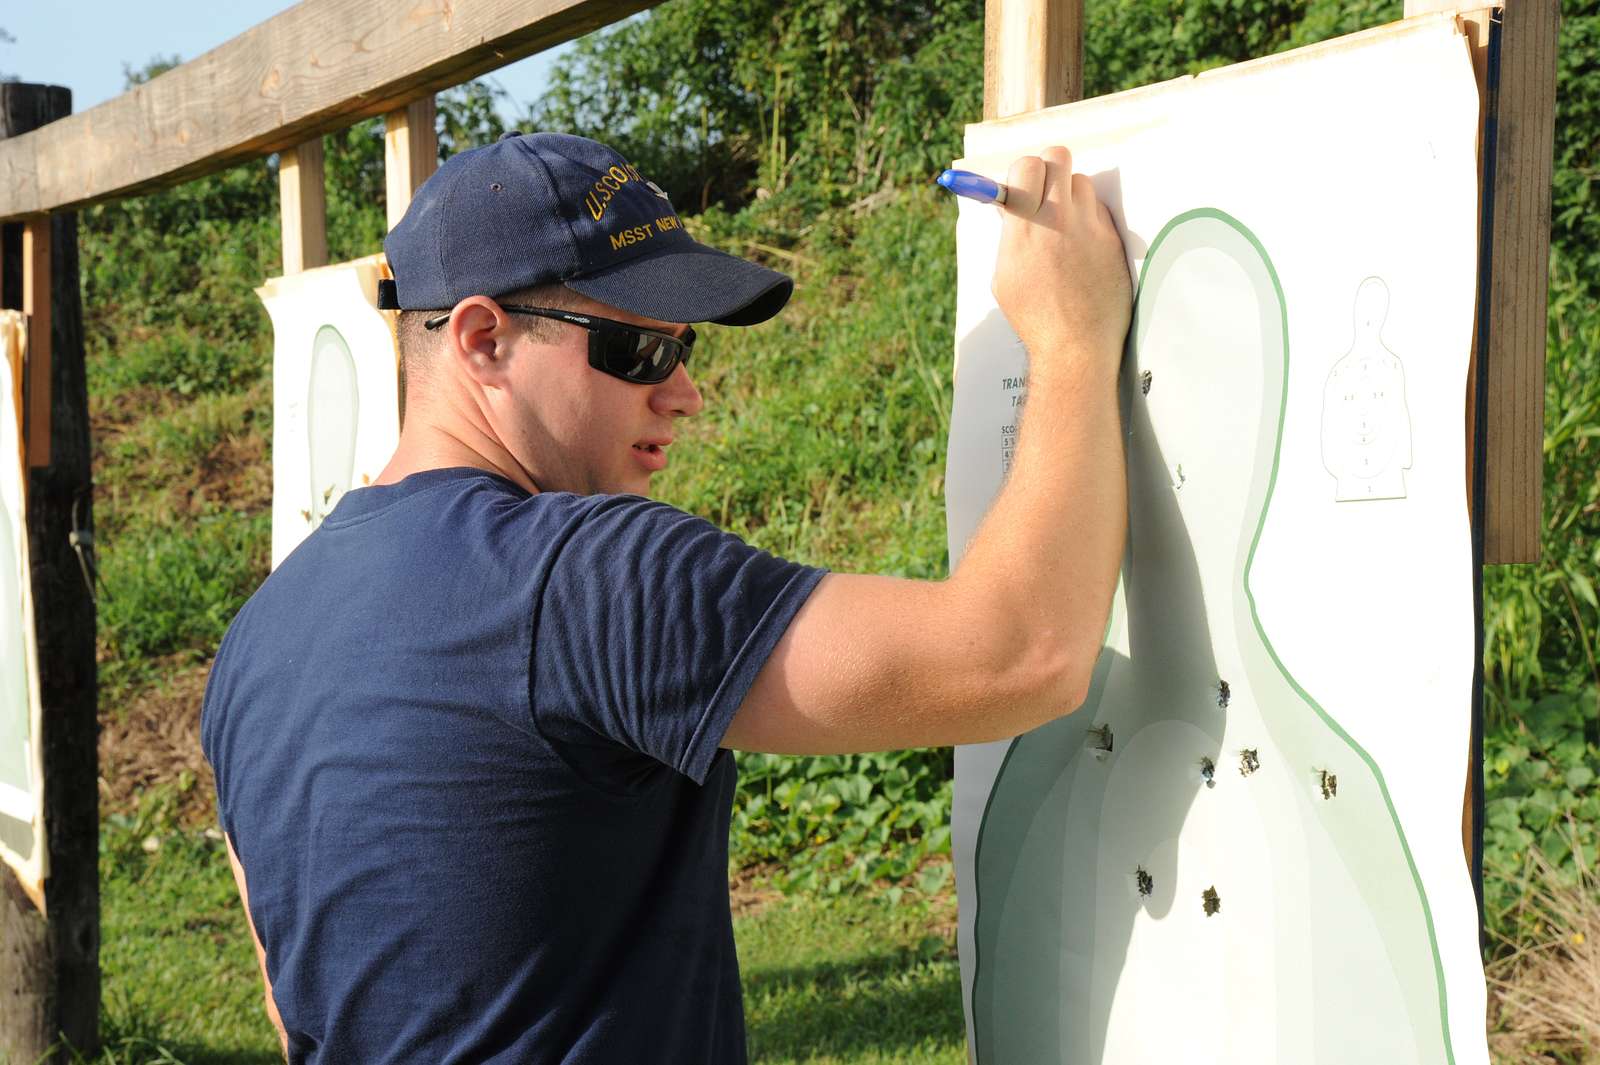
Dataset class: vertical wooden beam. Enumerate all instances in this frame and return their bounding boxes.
[278,139,328,275]
[1481,0,1558,565]
[983,0,1085,120]
[21,219,50,468]
[1406,0,1559,565]
[385,97,438,231]
[0,80,98,1061]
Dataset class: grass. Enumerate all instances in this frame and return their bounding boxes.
[1486,838,1600,1064]
[741,893,964,1065]
[80,819,963,1065]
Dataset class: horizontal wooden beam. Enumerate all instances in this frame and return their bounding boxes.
[0,0,658,221]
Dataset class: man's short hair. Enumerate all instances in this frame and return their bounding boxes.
[395,282,579,390]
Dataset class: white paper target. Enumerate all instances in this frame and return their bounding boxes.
[946,19,1486,1065]
[258,256,400,569]
[0,309,47,900]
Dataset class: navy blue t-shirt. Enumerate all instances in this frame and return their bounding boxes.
[201,468,825,1064]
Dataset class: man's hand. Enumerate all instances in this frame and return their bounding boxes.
[991,146,1131,385]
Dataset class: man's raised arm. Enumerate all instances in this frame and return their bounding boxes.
[725,146,1131,754]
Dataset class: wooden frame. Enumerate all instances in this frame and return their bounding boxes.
[0,0,655,221]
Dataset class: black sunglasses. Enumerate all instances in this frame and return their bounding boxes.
[423,305,696,385]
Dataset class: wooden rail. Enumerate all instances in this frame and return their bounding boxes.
[0,0,655,221]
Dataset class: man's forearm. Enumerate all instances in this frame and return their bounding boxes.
[950,347,1127,725]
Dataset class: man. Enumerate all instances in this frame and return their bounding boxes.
[202,131,1129,1063]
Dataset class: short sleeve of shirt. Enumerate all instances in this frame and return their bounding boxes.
[532,496,825,785]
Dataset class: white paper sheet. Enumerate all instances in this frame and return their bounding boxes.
[947,17,1486,1065]
[0,309,47,902]
[258,255,401,569]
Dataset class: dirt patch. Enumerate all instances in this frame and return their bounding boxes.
[99,660,217,827]
[729,863,785,918]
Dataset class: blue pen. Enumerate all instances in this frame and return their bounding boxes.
[936,168,1009,206]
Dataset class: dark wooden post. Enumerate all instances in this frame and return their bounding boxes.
[0,82,99,1062]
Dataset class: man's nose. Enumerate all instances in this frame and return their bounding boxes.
[652,361,704,417]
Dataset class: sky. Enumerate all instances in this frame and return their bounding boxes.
[0,1,575,124]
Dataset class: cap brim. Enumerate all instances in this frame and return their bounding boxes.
[564,242,793,326]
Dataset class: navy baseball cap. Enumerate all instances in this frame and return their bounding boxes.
[378,131,792,326]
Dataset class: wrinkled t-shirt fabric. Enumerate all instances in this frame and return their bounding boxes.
[202,468,825,1064]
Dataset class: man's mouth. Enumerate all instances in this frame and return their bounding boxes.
[631,440,671,472]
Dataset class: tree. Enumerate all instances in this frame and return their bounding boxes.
[0,27,17,82]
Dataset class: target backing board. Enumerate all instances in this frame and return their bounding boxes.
[946,18,1487,1065]
[258,255,401,569]
[0,309,47,905]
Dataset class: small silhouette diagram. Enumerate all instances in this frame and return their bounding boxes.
[1321,277,1413,501]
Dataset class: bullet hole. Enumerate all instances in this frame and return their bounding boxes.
[1199,756,1216,789]
[1239,748,1260,776]
[1087,724,1114,754]
[490,182,504,192]
[1202,886,1221,916]
[1136,866,1154,897]
[1215,679,1231,709]
[1317,768,1338,800]
[1140,370,1153,395]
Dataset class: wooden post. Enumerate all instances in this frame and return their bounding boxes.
[1479,0,1559,565]
[0,82,99,1061]
[1405,0,1560,565]
[21,219,50,469]
[984,0,1084,120]
[385,97,438,231]
[279,140,328,275]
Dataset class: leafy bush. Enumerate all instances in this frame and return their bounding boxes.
[732,751,954,894]
[1484,263,1600,711]
[527,0,984,215]
[1550,0,1600,299]
[90,330,267,400]
[1483,684,1600,964]
[99,508,269,671]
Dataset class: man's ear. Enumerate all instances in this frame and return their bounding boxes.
[445,297,514,387]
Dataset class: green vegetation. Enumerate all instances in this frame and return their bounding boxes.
[67,0,1600,1061]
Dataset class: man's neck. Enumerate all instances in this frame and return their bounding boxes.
[376,415,539,495]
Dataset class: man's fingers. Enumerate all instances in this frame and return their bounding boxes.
[1003,155,1046,218]
[1071,172,1097,210]
[1002,147,1080,222]
[1039,145,1073,188]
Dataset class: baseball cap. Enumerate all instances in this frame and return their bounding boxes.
[378,131,793,327]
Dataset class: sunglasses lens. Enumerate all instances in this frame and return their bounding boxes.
[603,330,684,383]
